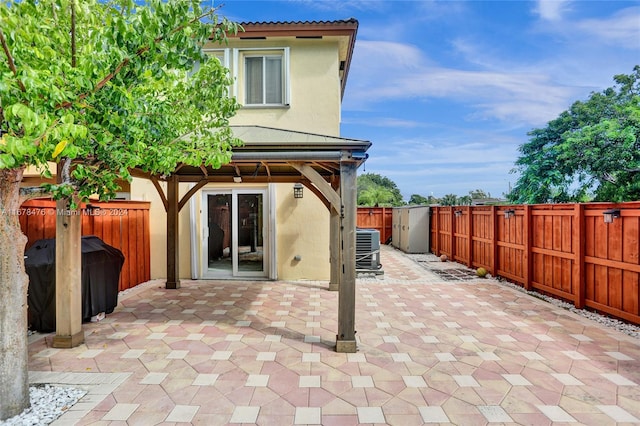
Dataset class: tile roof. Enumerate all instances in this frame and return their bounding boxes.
[236,18,358,26]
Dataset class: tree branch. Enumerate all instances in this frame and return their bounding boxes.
[71,0,77,68]
[0,27,26,92]
[19,186,50,204]
[601,172,617,184]
[58,6,219,109]
[60,157,72,184]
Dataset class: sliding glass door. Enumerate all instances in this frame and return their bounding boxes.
[202,189,267,279]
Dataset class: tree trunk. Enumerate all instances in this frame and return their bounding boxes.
[0,167,30,420]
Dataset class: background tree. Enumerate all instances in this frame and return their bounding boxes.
[357,186,395,206]
[357,172,404,206]
[468,189,490,199]
[408,194,430,205]
[439,193,458,206]
[0,0,239,418]
[458,195,472,205]
[509,66,640,204]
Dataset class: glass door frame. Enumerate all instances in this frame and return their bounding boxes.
[200,187,269,279]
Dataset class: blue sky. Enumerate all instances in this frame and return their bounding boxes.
[214,0,640,201]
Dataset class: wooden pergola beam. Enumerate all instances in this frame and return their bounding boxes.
[290,162,341,213]
[303,181,331,211]
[150,175,168,212]
[178,179,208,212]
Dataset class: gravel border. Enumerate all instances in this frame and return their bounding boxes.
[0,385,86,425]
[496,277,640,339]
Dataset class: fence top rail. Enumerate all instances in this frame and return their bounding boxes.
[432,201,640,209]
[21,198,150,210]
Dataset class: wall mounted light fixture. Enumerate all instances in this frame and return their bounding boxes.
[603,208,620,224]
[504,209,516,219]
[454,210,463,217]
[293,183,304,199]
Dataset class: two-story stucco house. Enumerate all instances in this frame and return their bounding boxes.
[129,19,370,286]
[21,19,369,352]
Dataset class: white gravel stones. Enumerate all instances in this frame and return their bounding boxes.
[500,279,640,339]
[0,384,86,425]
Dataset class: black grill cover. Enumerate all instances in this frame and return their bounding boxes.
[25,235,124,332]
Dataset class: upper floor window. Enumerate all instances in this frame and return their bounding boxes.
[245,55,283,105]
[204,47,290,107]
[235,47,290,107]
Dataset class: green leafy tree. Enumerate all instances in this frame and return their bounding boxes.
[439,193,458,206]
[358,186,395,206]
[357,172,404,206]
[509,66,640,204]
[468,189,490,199]
[408,194,430,205]
[0,0,240,418]
[458,195,472,205]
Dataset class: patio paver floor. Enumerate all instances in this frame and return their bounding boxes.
[27,245,640,425]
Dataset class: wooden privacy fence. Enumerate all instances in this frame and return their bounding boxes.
[357,207,393,244]
[431,203,640,325]
[19,198,151,291]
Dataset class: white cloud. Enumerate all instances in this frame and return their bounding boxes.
[576,7,640,49]
[346,40,576,126]
[360,127,523,198]
[370,140,518,168]
[534,0,572,21]
[288,0,387,13]
[342,117,429,128]
[532,3,640,50]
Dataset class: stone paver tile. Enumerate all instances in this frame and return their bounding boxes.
[294,407,321,425]
[102,403,139,421]
[166,405,199,422]
[357,407,385,424]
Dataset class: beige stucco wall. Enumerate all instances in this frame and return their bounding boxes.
[206,38,342,136]
[274,184,330,280]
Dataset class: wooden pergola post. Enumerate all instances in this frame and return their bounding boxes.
[329,211,341,291]
[52,199,84,348]
[166,174,180,289]
[336,161,357,353]
[329,178,341,291]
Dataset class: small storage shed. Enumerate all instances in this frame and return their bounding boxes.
[392,206,430,253]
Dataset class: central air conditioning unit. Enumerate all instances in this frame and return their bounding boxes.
[356,228,381,270]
